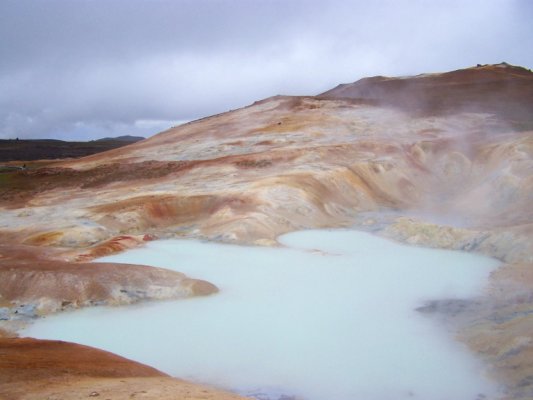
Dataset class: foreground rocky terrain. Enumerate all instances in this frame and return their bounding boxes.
[0,338,248,400]
[1,63,532,399]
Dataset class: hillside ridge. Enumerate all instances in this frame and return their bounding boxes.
[1,63,532,399]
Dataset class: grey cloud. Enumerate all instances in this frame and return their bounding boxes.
[0,0,531,140]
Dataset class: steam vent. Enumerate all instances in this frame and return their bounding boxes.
[1,63,533,399]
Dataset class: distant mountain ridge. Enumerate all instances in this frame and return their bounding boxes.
[94,135,145,142]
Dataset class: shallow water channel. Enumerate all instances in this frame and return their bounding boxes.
[23,230,501,400]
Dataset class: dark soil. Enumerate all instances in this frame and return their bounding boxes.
[0,137,143,163]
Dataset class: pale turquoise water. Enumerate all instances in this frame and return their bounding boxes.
[23,230,501,400]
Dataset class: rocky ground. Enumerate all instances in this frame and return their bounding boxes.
[0,63,532,399]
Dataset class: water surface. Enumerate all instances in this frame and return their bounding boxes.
[23,230,500,400]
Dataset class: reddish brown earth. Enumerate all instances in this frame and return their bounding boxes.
[0,63,532,399]
[0,236,218,338]
[321,62,533,126]
[0,338,248,400]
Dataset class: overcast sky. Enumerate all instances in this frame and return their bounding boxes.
[1,0,532,140]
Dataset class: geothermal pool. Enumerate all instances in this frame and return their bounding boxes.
[23,230,501,400]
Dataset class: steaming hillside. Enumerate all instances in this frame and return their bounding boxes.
[1,63,532,399]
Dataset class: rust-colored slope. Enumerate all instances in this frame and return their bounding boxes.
[0,338,165,382]
[0,236,217,336]
[2,94,529,255]
[320,63,533,125]
[0,257,217,315]
[0,338,248,400]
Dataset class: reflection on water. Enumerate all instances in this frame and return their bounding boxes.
[23,230,501,400]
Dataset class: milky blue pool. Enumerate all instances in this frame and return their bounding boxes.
[23,229,500,400]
